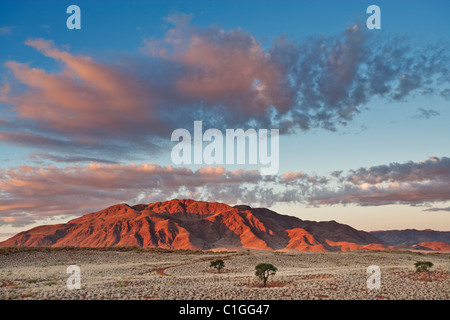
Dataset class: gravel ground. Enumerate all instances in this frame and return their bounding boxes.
[0,250,448,300]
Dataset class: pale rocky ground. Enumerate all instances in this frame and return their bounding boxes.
[0,249,448,300]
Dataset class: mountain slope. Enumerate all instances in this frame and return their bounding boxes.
[370,229,450,245]
[1,199,392,251]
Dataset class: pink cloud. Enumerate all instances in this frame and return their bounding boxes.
[1,39,163,153]
[142,13,295,119]
[282,171,307,182]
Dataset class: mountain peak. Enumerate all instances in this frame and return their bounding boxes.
[233,205,252,211]
[145,199,233,215]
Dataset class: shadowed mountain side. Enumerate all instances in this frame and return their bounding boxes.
[1,199,397,251]
[370,229,450,245]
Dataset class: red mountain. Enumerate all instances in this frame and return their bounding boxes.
[0,199,394,251]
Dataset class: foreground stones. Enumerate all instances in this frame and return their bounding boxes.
[0,250,448,300]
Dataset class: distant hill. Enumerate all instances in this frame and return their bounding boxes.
[370,229,450,246]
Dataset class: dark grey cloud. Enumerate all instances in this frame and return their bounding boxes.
[413,108,441,119]
[441,88,450,100]
[345,156,450,184]
[0,212,37,227]
[423,206,450,212]
[29,152,120,165]
[309,156,450,206]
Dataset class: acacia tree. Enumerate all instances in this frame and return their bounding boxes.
[255,263,277,287]
[414,261,434,282]
[210,259,225,273]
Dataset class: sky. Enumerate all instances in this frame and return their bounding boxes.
[0,0,449,241]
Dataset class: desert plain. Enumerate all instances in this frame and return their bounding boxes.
[0,248,448,300]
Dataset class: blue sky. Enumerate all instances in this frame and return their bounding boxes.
[0,0,449,239]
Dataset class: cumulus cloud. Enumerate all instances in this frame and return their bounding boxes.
[142,13,295,122]
[309,156,450,206]
[1,14,449,161]
[344,156,450,184]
